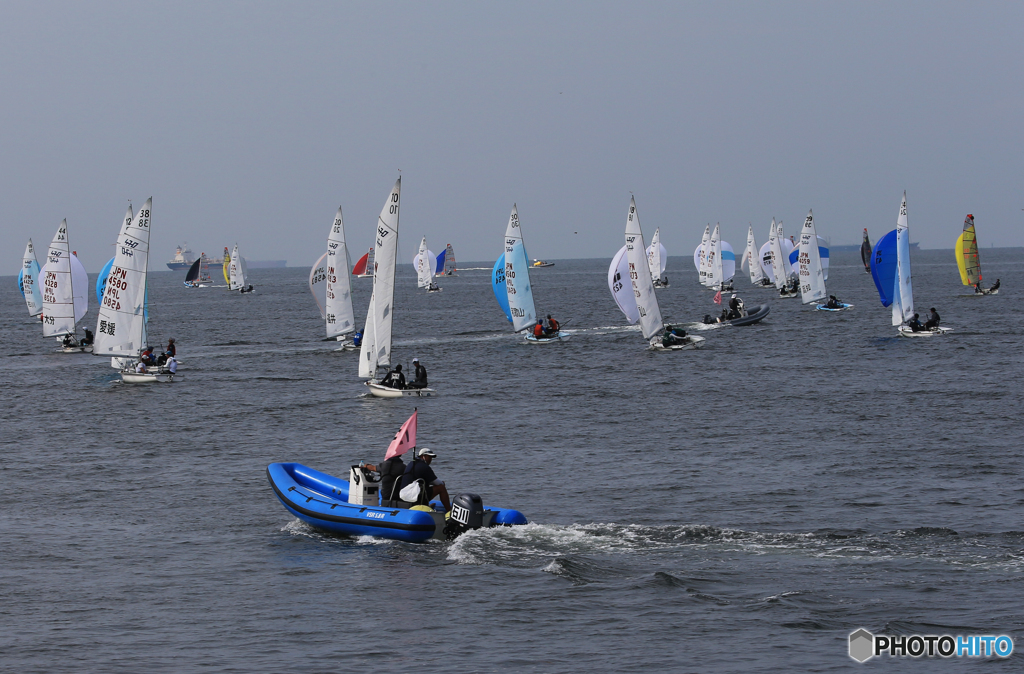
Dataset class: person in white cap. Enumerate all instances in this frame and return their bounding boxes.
[399,447,450,512]
[728,293,745,319]
[409,358,428,389]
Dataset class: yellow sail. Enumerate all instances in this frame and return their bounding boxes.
[222,246,231,284]
[959,215,981,286]
[955,233,968,285]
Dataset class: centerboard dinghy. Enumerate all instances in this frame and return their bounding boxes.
[229,244,253,293]
[693,226,736,291]
[360,179,436,397]
[19,239,44,317]
[351,247,373,277]
[183,253,213,287]
[93,199,176,382]
[40,220,91,352]
[647,228,668,288]
[760,219,798,297]
[440,243,457,275]
[956,215,999,295]
[795,210,829,307]
[741,226,772,288]
[620,197,704,351]
[497,205,569,343]
[413,237,441,292]
[267,411,527,542]
[861,229,872,273]
[871,192,950,337]
[323,207,358,348]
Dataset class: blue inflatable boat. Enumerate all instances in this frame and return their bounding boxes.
[267,462,528,543]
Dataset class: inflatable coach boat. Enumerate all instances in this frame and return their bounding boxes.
[267,462,527,543]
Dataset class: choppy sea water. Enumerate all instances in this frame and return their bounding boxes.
[1,248,1022,672]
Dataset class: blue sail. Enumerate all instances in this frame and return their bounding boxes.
[435,249,446,275]
[870,229,898,306]
[18,268,25,298]
[492,254,512,323]
[96,257,115,304]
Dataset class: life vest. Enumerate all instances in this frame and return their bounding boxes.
[533,323,544,337]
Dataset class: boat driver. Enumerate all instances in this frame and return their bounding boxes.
[727,294,744,319]
[400,448,451,513]
[364,455,407,507]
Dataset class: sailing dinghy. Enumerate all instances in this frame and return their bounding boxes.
[413,237,440,292]
[351,247,374,277]
[440,243,457,275]
[229,244,253,293]
[498,205,569,343]
[93,199,174,382]
[323,206,360,348]
[693,226,735,291]
[648,228,668,287]
[40,220,91,352]
[760,219,798,297]
[19,239,44,317]
[620,197,704,351]
[741,226,772,288]
[871,192,950,337]
[359,179,435,397]
[792,210,845,311]
[956,215,999,295]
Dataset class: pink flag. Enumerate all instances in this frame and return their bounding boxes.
[384,410,417,460]
[713,290,722,305]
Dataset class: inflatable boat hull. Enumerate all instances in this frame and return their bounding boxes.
[728,304,770,326]
[267,463,527,542]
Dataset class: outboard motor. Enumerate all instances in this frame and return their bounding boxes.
[348,465,381,506]
[444,493,484,540]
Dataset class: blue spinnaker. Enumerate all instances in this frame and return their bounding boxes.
[18,269,25,297]
[870,229,898,307]
[435,250,446,275]
[96,257,115,305]
[492,254,512,323]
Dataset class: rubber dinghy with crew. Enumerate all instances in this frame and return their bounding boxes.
[267,411,527,542]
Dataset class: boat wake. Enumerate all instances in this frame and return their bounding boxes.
[281,518,393,546]
[446,522,1024,572]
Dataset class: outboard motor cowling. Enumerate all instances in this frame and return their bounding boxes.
[445,493,484,540]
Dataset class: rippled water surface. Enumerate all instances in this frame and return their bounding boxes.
[2,249,1022,672]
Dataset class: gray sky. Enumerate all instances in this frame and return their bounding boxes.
[2,1,1022,273]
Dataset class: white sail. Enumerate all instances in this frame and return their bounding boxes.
[797,209,826,304]
[41,220,77,337]
[697,225,711,286]
[707,224,724,289]
[309,252,328,318]
[358,293,376,378]
[326,207,355,337]
[228,244,246,290]
[95,200,151,356]
[370,178,401,371]
[504,204,536,332]
[413,237,435,288]
[743,226,766,285]
[768,219,787,289]
[646,228,666,282]
[609,245,639,323]
[893,192,914,326]
[625,197,663,340]
[21,239,43,316]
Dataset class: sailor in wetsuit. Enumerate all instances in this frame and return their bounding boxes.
[906,313,925,332]
[990,279,1000,292]
[399,448,451,512]
[408,358,428,389]
[661,325,688,347]
[381,364,406,389]
[924,307,940,330]
[825,295,841,309]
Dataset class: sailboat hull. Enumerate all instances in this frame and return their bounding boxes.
[650,335,705,351]
[120,371,175,383]
[525,331,571,343]
[267,463,527,543]
[58,345,93,353]
[366,382,435,398]
[897,326,951,337]
[814,303,854,312]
